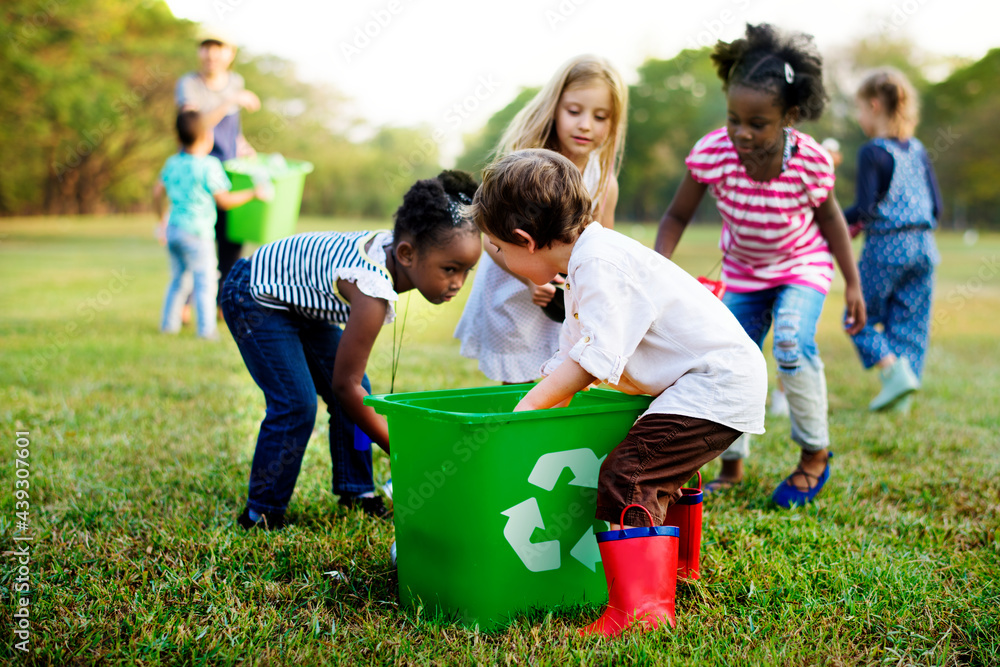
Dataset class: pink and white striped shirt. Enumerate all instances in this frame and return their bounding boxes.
[686,127,836,294]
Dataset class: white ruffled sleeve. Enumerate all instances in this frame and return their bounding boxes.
[333,231,397,325]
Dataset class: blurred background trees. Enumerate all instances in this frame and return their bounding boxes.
[2,0,998,227]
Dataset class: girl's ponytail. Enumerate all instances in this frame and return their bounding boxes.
[857,68,920,139]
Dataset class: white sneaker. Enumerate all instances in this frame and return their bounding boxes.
[769,389,790,418]
[381,478,393,501]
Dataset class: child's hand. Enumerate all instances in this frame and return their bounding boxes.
[236,134,257,159]
[530,282,556,307]
[530,275,564,306]
[843,284,867,335]
[254,183,274,202]
[235,90,261,112]
[155,217,167,246]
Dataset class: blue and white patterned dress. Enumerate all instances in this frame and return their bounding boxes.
[848,137,940,378]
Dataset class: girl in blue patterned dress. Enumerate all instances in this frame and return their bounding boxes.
[846,68,942,412]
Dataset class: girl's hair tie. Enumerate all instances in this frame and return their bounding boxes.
[784,62,795,85]
[447,192,472,225]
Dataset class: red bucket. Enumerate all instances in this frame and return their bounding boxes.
[696,276,727,300]
[664,471,703,580]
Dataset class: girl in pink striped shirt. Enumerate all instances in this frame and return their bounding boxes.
[656,23,866,509]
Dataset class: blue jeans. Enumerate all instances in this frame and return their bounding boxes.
[721,284,830,459]
[221,258,374,514]
[161,226,217,338]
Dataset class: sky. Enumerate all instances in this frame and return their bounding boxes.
[165,0,1000,164]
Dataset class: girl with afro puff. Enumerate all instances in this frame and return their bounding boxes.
[221,171,482,529]
[656,23,866,509]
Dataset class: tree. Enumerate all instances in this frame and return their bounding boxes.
[921,49,1000,228]
[619,50,727,222]
[0,0,193,214]
[454,87,538,176]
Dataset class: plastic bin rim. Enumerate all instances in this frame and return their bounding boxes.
[364,384,651,424]
[224,158,314,175]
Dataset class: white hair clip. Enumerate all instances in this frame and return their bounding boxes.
[784,62,795,84]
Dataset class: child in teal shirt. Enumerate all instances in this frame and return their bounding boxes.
[154,111,266,339]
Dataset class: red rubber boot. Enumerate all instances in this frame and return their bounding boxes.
[664,472,703,580]
[579,504,679,637]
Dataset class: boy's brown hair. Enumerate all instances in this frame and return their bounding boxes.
[470,149,592,248]
[175,110,206,148]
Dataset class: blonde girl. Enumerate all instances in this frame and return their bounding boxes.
[455,54,628,383]
[846,67,941,412]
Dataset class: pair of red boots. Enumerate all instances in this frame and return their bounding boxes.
[580,474,703,637]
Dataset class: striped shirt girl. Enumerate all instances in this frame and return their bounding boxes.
[685,127,836,294]
[249,230,397,324]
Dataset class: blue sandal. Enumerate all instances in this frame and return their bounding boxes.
[771,453,833,509]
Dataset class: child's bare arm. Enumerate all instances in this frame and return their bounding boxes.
[814,196,867,335]
[214,184,270,211]
[180,90,260,130]
[655,173,707,258]
[153,183,168,245]
[514,358,596,412]
[332,281,391,453]
[153,182,167,218]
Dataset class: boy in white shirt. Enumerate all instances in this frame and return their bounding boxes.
[471,149,767,635]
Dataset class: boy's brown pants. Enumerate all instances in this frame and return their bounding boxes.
[595,413,741,527]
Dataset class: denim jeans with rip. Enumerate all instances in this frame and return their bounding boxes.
[720,284,830,460]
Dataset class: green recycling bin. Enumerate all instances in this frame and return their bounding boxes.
[224,155,314,245]
[364,384,653,629]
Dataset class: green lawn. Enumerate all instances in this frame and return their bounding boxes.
[1,215,998,665]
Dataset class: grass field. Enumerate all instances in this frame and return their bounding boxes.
[1,215,998,665]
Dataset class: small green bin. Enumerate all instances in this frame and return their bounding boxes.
[224,157,314,245]
[364,384,652,629]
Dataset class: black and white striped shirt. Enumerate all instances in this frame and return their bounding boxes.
[249,230,396,323]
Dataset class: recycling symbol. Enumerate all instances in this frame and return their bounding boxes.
[500,448,607,573]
